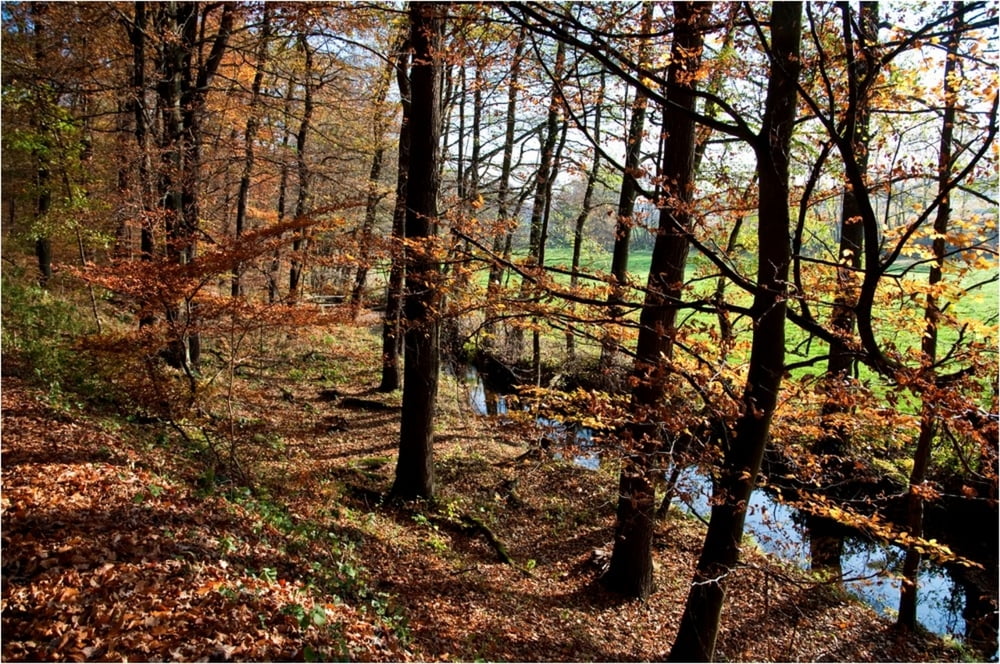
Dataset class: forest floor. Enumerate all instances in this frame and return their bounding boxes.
[1,319,966,662]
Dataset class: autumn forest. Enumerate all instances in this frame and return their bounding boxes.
[1,1,998,662]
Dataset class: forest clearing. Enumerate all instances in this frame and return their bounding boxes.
[2,2,997,662]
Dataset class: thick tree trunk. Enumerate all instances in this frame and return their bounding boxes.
[669,4,801,660]
[392,2,443,500]
[897,2,961,629]
[127,3,156,288]
[154,1,233,369]
[602,1,709,599]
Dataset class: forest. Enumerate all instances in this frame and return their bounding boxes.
[1,1,997,661]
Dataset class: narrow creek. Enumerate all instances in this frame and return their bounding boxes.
[460,366,998,660]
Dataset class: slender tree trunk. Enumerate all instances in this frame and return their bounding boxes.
[289,33,315,302]
[485,27,526,348]
[567,71,606,357]
[379,46,412,393]
[513,38,565,361]
[897,2,962,629]
[352,30,405,313]
[602,1,709,599]
[269,84,295,304]
[531,115,569,384]
[30,3,52,287]
[124,3,158,325]
[392,2,443,500]
[232,5,271,298]
[669,4,801,660]
[600,2,654,369]
[819,1,879,456]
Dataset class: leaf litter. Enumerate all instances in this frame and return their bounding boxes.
[1,322,964,662]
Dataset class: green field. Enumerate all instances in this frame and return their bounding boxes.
[495,245,997,393]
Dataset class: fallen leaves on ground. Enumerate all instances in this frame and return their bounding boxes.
[1,323,965,661]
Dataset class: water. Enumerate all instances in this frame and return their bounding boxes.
[461,367,998,659]
[671,467,977,646]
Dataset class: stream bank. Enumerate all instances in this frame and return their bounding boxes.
[459,361,999,661]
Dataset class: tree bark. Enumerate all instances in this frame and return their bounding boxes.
[567,70,606,357]
[897,1,962,630]
[600,2,654,369]
[485,27,526,348]
[289,31,315,302]
[269,84,295,304]
[232,5,271,298]
[602,1,709,600]
[392,2,444,501]
[669,4,801,659]
[154,1,234,369]
[819,1,879,456]
[513,37,565,363]
[30,3,52,287]
[352,29,405,313]
[379,45,412,393]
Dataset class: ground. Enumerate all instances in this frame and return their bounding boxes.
[0,321,964,662]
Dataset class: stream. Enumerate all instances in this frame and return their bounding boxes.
[461,366,998,660]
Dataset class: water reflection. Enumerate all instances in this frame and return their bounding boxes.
[461,366,998,660]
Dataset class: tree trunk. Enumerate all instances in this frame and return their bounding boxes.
[392,2,444,501]
[128,2,156,286]
[379,46,412,393]
[154,1,233,369]
[232,5,270,298]
[289,32,315,302]
[531,115,569,384]
[567,70,606,357]
[602,1,709,599]
[485,27,526,349]
[352,30,405,313]
[269,84,295,304]
[819,1,879,456]
[30,3,52,287]
[600,2,654,369]
[514,38,565,362]
[897,1,962,630]
[669,4,801,660]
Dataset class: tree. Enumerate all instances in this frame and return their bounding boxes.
[152,0,235,369]
[287,29,316,302]
[897,0,965,630]
[378,42,412,393]
[29,3,53,287]
[600,2,654,369]
[567,69,606,357]
[669,3,801,659]
[231,4,272,298]
[484,26,527,350]
[351,26,406,313]
[392,1,445,501]
[601,1,712,599]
